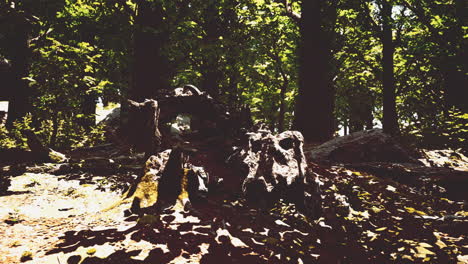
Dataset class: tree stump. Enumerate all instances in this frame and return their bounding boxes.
[227,130,322,217]
[127,99,162,157]
[126,147,209,214]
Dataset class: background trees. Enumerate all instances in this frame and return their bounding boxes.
[0,0,466,151]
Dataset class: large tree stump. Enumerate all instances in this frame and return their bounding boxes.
[227,130,322,217]
[124,147,209,215]
[156,85,252,138]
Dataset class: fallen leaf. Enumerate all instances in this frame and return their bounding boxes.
[435,240,447,249]
[375,227,387,231]
[414,246,435,258]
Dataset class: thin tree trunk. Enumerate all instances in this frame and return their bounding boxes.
[50,113,59,148]
[381,0,399,135]
[81,92,96,129]
[278,81,287,132]
[343,119,348,136]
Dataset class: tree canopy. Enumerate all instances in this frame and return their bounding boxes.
[0,0,466,150]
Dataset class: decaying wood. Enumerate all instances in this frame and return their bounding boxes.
[156,85,252,139]
[307,129,418,164]
[110,147,208,215]
[227,130,322,217]
[109,86,321,217]
[127,99,162,157]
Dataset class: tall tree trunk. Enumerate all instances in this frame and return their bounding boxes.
[6,13,30,129]
[200,1,222,98]
[124,1,169,148]
[445,0,468,111]
[131,0,168,101]
[365,107,374,130]
[381,0,399,135]
[293,0,335,143]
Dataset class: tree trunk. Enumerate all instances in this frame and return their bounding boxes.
[381,0,399,136]
[81,92,97,129]
[293,0,335,143]
[125,1,169,145]
[200,2,222,98]
[343,119,348,136]
[131,0,169,101]
[445,0,468,111]
[278,81,287,132]
[50,112,59,148]
[5,13,31,129]
[127,99,162,157]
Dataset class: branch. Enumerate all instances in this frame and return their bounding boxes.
[345,45,382,78]
[361,2,383,41]
[279,0,301,24]
[394,7,407,47]
[400,0,447,49]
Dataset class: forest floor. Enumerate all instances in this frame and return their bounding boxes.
[0,148,467,264]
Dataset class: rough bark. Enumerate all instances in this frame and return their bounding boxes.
[126,148,209,214]
[80,92,97,129]
[127,99,162,156]
[445,0,468,111]
[307,129,417,164]
[227,130,322,217]
[293,0,335,143]
[131,0,169,101]
[381,0,399,136]
[5,12,31,128]
[200,2,222,98]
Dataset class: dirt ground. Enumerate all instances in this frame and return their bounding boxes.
[0,149,467,264]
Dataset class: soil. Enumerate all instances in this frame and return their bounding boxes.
[0,147,467,264]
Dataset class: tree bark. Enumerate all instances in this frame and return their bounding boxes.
[131,0,169,101]
[446,0,468,111]
[278,81,287,132]
[5,12,31,129]
[124,1,170,145]
[200,2,222,98]
[381,0,399,136]
[127,99,162,157]
[293,0,335,143]
[81,92,97,129]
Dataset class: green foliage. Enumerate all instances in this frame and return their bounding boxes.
[0,126,18,149]
[0,0,466,149]
[0,114,34,149]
